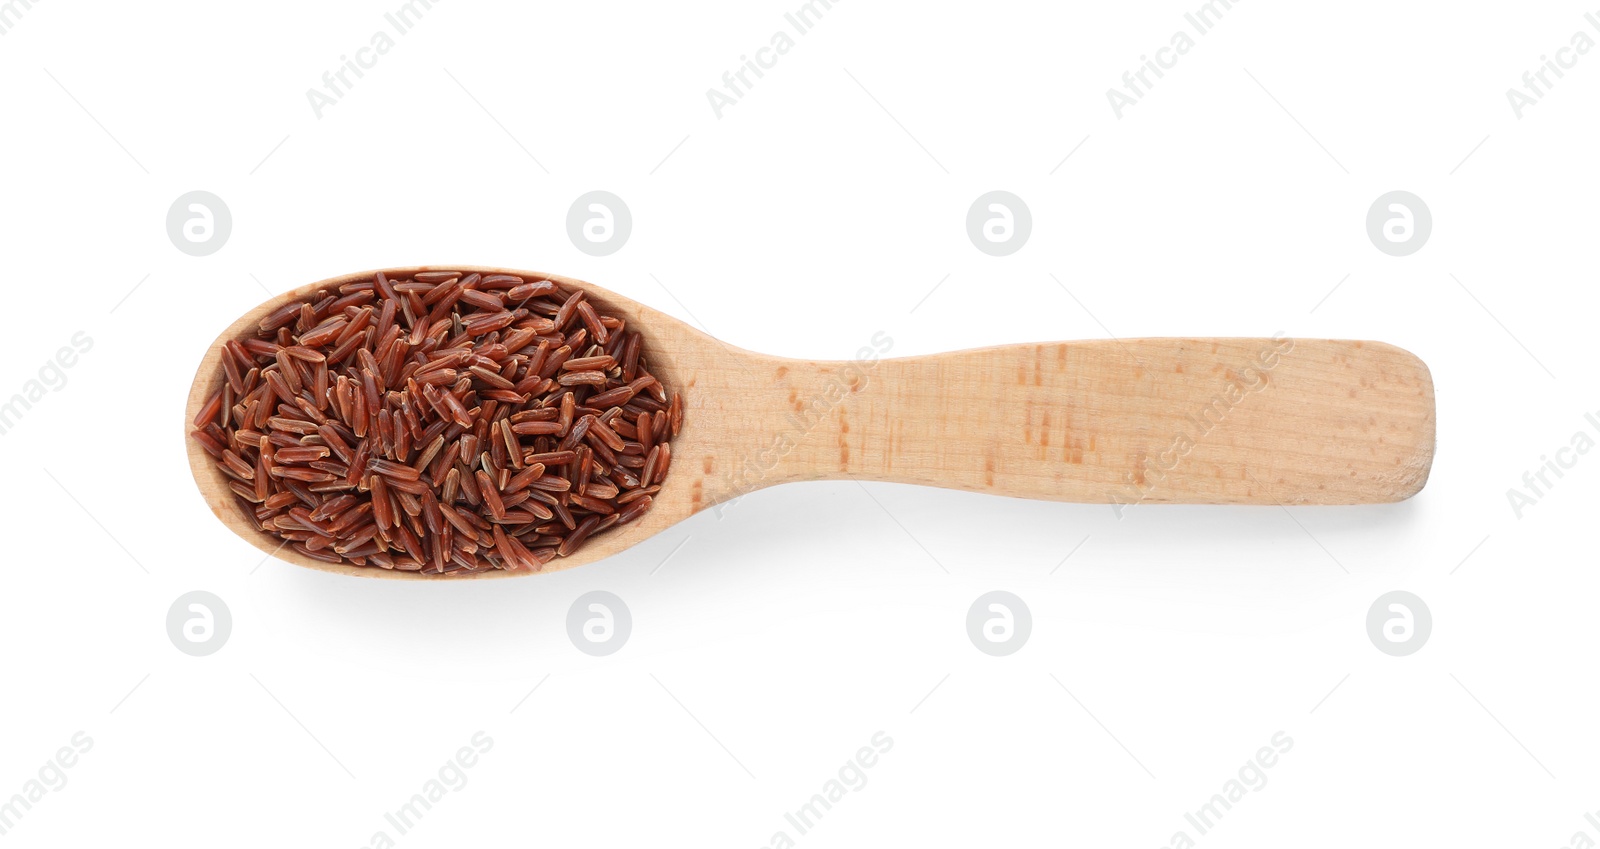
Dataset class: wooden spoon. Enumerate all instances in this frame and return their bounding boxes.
[186,267,1435,579]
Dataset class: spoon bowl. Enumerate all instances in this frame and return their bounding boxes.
[187,266,1436,579]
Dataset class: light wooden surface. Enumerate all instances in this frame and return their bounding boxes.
[186,267,1436,579]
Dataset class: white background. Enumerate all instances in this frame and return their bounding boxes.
[1,1,1597,846]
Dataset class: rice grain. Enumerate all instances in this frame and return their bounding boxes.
[193,270,680,574]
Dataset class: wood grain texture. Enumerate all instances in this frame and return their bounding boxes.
[186,268,1435,579]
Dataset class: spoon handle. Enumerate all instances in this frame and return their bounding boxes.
[741,337,1433,506]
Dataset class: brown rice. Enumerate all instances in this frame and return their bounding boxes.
[189,270,681,575]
